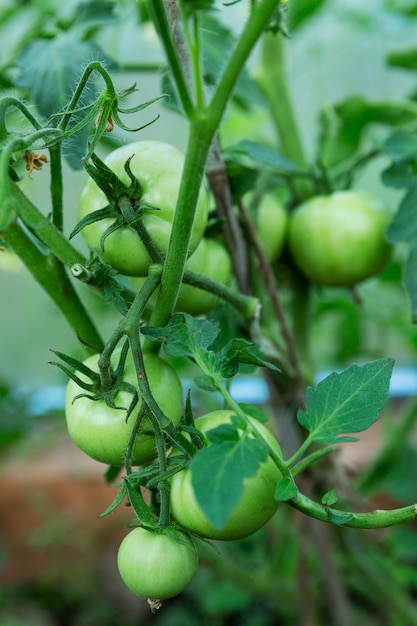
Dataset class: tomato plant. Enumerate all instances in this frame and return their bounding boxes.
[169,410,282,540]
[117,526,198,600]
[288,190,393,286]
[65,350,183,467]
[2,0,417,622]
[77,140,210,276]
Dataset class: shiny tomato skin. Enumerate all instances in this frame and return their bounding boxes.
[77,141,209,276]
[288,190,392,286]
[65,350,183,467]
[117,526,198,599]
[169,410,282,541]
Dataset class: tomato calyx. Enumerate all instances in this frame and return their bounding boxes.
[70,150,161,259]
[50,342,139,419]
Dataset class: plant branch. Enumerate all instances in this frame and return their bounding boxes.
[5,222,104,351]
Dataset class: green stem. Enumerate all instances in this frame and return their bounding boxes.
[254,30,312,201]
[5,222,104,351]
[149,118,213,330]
[8,182,86,267]
[291,445,334,476]
[183,269,259,320]
[48,143,64,231]
[149,0,281,331]
[149,1,195,117]
[289,491,416,529]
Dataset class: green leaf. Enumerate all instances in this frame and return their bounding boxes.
[238,402,268,423]
[190,432,269,529]
[326,509,353,526]
[384,130,417,162]
[386,182,417,244]
[288,0,328,30]
[322,489,337,506]
[194,374,218,392]
[142,314,278,390]
[219,338,281,376]
[274,476,299,502]
[230,140,301,172]
[381,161,415,189]
[141,313,220,358]
[15,35,115,117]
[14,33,116,168]
[297,359,394,444]
[73,0,120,34]
[98,483,126,518]
[387,47,417,70]
[404,243,417,322]
[317,96,417,168]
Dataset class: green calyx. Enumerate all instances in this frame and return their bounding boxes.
[50,340,138,419]
[69,151,161,257]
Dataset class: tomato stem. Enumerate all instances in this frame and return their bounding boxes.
[289,492,417,529]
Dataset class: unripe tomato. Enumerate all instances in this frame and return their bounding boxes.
[254,193,288,263]
[288,190,392,286]
[65,350,183,466]
[117,527,198,599]
[131,237,232,316]
[77,141,210,276]
[169,410,282,540]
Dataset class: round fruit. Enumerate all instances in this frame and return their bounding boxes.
[65,350,183,466]
[255,193,288,262]
[77,140,209,276]
[288,190,392,286]
[169,410,282,540]
[117,527,198,599]
[131,237,232,316]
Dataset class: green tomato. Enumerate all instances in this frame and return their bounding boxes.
[77,141,209,276]
[169,410,282,541]
[255,193,288,263]
[288,190,392,286]
[65,350,183,466]
[117,527,198,600]
[131,237,232,316]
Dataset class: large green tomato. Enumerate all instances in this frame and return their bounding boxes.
[117,527,198,600]
[77,141,210,276]
[254,193,288,263]
[65,350,183,466]
[288,190,392,286]
[169,410,282,541]
[131,237,232,316]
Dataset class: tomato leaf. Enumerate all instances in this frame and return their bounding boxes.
[98,483,127,518]
[298,359,394,444]
[326,509,354,526]
[190,432,269,529]
[141,314,279,387]
[386,182,417,244]
[404,243,417,323]
[275,476,299,502]
[141,313,219,358]
[230,140,301,173]
[14,33,116,168]
[238,402,268,423]
[321,489,338,507]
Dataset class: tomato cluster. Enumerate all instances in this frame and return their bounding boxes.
[65,141,394,603]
